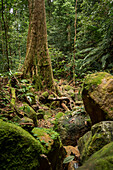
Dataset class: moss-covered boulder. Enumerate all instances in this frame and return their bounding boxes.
[78,141,113,170]
[0,120,46,169]
[78,121,113,163]
[82,72,113,125]
[32,127,66,170]
[0,120,66,170]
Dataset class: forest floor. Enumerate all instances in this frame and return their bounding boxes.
[0,74,84,129]
[0,74,85,168]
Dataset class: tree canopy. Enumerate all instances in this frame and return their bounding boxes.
[0,0,113,78]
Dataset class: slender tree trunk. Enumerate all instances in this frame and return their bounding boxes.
[73,0,77,85]
[67,24,71,51]
[67,25,71,42]
[18,43,22,70]
[1,0,10,71]
[0,20,5,57]
[23,0,54,90]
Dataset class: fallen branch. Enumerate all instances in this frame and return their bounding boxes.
[48,97,70,102]
[49,93,71,111]
[61,103,70,111]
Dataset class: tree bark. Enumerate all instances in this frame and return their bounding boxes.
[1,0,10,71]
[23,0,54,90]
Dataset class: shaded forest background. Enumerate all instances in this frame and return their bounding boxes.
[0,0,113,79]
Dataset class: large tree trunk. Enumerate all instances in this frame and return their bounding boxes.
[23,0,54,90]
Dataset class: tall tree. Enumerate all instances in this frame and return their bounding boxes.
[22,0,54,90]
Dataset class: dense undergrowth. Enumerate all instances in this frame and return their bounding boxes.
[0,71,85,132]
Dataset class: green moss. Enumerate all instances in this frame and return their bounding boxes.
[78,142,113,170]
[0,120,45,169]
[79,132,92,162]
[32,127,64,170]
[55,112,64,119]
[42,91,49,98]
[78,121,113,164]
[87,134,109,158]
[84,72,111,90]
[19,103,38,127]
[32,127,62,152]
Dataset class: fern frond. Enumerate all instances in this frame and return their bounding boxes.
[101,54,109,69]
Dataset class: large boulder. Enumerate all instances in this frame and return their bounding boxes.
[78,121,113,163]
[0,120,65,170]
[0,120,45,169]
[82,72,113,125]
[78,141,113,170]
[56,112,90,146]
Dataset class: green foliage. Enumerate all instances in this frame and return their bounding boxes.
[1,0,113,76]
[50,47,71,79]
[76,0,113,73]
[47,0,75,54]
[0,0,29,72]
[32,127,60,150]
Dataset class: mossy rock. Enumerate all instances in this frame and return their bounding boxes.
[82,72,113,124]
[78,142,113,170]
[56,113,90,146]
[0,120,46,169]
[32,128,61,151]
[83,72,110,90]
[32,127,66,170]
[19,103,38,127]
[78,121,113,163]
